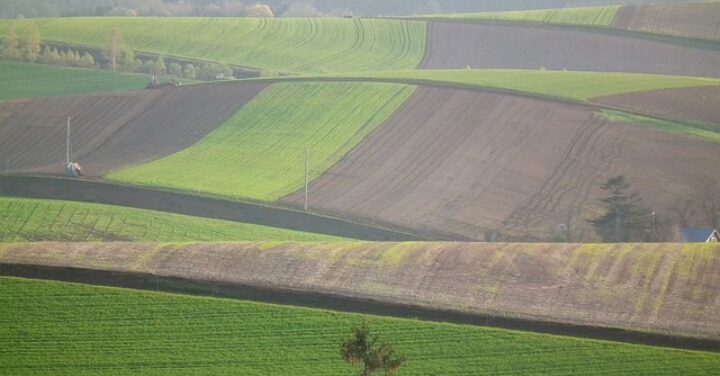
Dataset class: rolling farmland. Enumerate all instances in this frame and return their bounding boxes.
[421,20,720,77]
[283,87,720,240]
[2,242,720,341]
[304,69,720,101]
[2,277,718,375]
[433,5,621,27]
[0,62,149,100]
[612,2,720,41]
[0,18,426,74]
[108,82,415,201]
[0,83,267,176]
[0,197,341,242]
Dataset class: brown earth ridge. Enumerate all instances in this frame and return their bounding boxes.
[1,242,718,342]
[613,2,720,42]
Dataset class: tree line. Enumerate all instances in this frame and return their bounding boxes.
[1,25,239,80]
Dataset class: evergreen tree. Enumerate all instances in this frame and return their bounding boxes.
[588,176,652,242]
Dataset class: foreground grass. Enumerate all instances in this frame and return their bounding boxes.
[429,5,621,27]
[0,62,149,100]
[0,277,718,375]
[108,82,415,201]
[295,69,720,102]
[600,110,720,144]
[0,18,426,74]
[0,197,341,242]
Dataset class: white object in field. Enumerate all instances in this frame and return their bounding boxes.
[65,162,84,177]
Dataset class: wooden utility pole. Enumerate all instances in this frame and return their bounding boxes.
[304,148,309,211]
[66,116,71,164]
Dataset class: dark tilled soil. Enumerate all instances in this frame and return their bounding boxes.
[594,86,720,125]
[283,87,720,240]
[0,83,267,176]
[421,21,720,77]
[613,3,720,41]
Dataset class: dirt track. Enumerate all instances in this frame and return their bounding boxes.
[283,87,720,241]
[594,86,720,125]
[0,175,429,241]
[613,2,720,41]
[421,21,720,77]
[0,83,267,176]
[1,242,718,345]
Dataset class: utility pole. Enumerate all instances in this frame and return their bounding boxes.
[66,116,71,164]
[305,149,310,211]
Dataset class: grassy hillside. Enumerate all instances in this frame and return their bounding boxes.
[3,242,718,339]
[0,197,341,242]
[107,82,415,201]
[433,5,621,27]
[0,18,426,74]
[0,62,149,100]
[1,277,718,375]
[297,70,720,101]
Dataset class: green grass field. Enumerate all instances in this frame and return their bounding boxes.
[294,70,720,102]
[1,277,718,375]
[600,110,720,144]
[0,62,149,100]
[107,82,415,201]
[430,6,621,27]
[0,197,341,242]
[0,18,426,74]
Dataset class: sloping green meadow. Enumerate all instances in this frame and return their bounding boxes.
[1,277,718,375]
[108,82,415,201]
[429,6,621,27]
[0,197,341,242]
[0,62,149,100]
[305,69,720,101]
[0,18,426,74]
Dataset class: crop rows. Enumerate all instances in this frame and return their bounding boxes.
[314,70,720,101]
[0,18,426,74]
[1,277,718,375]
[434,5,621,27]
[0,197,340,242]
[0,62,148,100]
[108,82,415,201]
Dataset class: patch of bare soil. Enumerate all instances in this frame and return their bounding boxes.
[613,3,720,41]
[421,21,720,77]
[1,242,719,343]
[0,83,267,176]
[594,86,720,125]
[282,87,720,241]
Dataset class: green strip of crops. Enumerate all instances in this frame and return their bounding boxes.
[600,110,720,144]
[107,82,415,201]
[0,197,342,242]
[1,277,718,375]
[0,18,426,74]
[298,69,720,101]
[430,6,621,27]
[0,62,149,100]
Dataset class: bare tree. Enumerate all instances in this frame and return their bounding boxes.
[670,199,695,229]
[104,28,127,71]
[699,177,720,229]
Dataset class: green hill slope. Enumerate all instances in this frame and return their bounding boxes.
[0,18,426,74]
[0,62,149,100]
[0,197,341,242]
[107,82,415,201]
[1,277,718,375]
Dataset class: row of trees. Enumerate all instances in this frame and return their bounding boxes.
[1,25,237,80]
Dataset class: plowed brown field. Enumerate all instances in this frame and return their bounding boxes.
[613,2,720,41]
[2,242,718,341]
[594,86,720,125]
[0,84,266,176]
[421,21,720,77]
[283,87,720,241]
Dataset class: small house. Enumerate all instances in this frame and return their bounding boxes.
[681,228,720,243]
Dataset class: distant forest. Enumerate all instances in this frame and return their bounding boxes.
[0,0,691,18]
